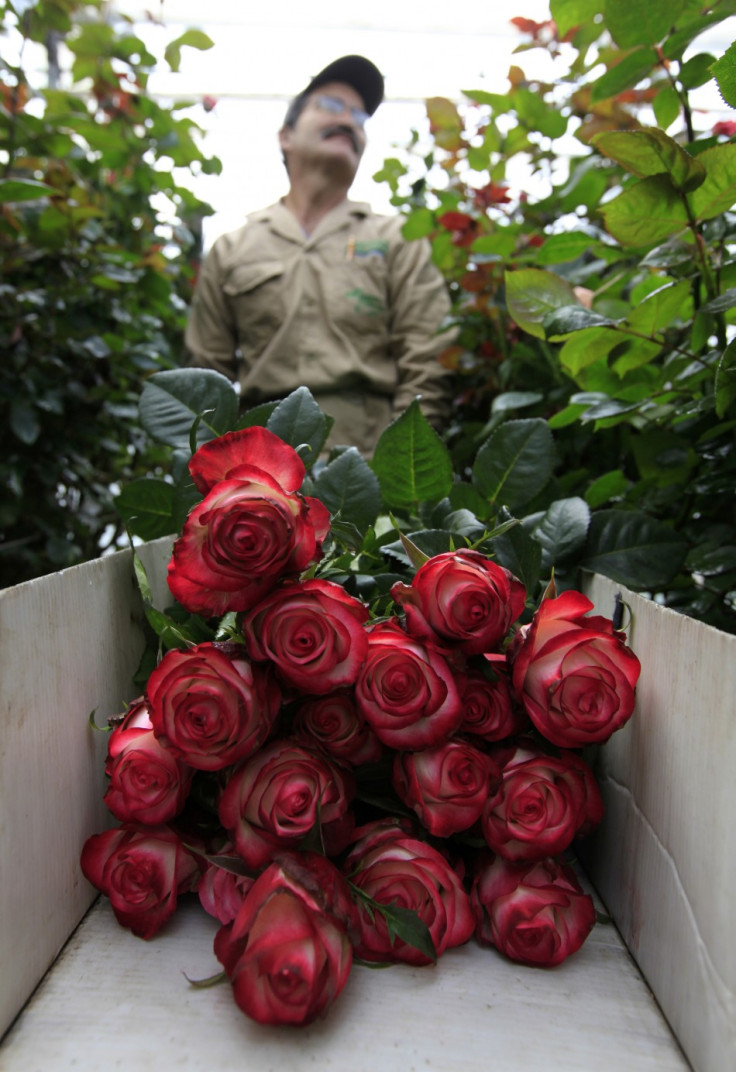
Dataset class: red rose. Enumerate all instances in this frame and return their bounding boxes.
[218,738,355,868]
[80,823,201,939]
[393,739,500,837]
[391,550,526,654]
[103,698,193,824]
[509,590,641,747]
[146,642,280,772]
[472,854,596,966]
[481,744,602,861]
[355,620,463,750]
[214,853,356,1025]
[292,690,383,766]
[197,850,255,925]
[243,579,370,695]
[167,461,330,618]
[343,819,475,965]
[456,667,529,742]
[188,427,306,496]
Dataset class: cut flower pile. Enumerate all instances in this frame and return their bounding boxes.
[81,423,641,1027]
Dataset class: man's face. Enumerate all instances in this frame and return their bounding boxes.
[280,81,369,183]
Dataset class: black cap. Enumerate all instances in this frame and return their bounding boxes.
[301,55,384,116]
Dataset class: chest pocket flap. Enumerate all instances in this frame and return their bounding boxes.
[223,261,284,296]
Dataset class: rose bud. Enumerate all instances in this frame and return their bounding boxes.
[509,590,641,747]
[343,819,475,965]
[393,739,500,837]
[292,689,383,766]
[103,698,193,824]
[80,823,201,939]
[242,579,369,695]
[197,849,255,925]
[471,854,596,967]
[218,738,355,869]
[481,744,603,862]
[146,642,280,772]
[391,550,526,654]
[214,852,356,1026]
[167,431,330,617]
[456,667,529,742]
[355,619,463,750]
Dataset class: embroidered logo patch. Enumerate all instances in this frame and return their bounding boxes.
[345,288,385,316]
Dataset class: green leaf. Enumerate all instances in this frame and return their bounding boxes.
[165,29,214,72]
[600,174,689,246]
[652,86,681,129]
[550,0,603,38]
[679,52,716,90]
[472,419,554,511]
[139,369,239,449]
[115,478,176,540]
[144,605,214,650]
[559,327,621,377]
[592,129,706,193]
[10,401,41,445]
[582,509,688,587]
[402,209,436,240]
[687,144,736,223]
[371,402,453,510]
[513,88,568,138]
[585,469,631,508]
[543,305,617,338]
[534,232,595,264]
[313,448,382,530]
[532,497,591,570]
[0,178,54,202]
[266,387,330,461]
[488,514,543,595]
[505,269,579,339]
[591,48,660,103]
[710,40,736,108]
[625,279,692,334]
[379,901,437,963]
[604,0,687,48]
[715,339,736,417]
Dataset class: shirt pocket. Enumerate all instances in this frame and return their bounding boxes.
[223,261,285,351]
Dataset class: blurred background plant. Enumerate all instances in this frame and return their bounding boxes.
[373,0,736,632]
[0,0,219,584]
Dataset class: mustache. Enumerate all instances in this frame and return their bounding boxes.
[321,124,361,153]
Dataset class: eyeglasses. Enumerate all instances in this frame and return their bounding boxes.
[312,93,369,129]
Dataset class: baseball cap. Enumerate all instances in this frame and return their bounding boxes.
[301,55,384,116]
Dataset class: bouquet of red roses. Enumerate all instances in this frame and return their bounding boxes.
[82,416,641,1028]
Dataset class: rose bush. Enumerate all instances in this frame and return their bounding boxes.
[391,550,526,654]
[243,579,370,695]
[355,620,463,749]
[393,739,500,837]
[343,819,475,965]
[103,698,193,824]
[80,823,201,939]
[146,642,281,771]
[481,744,603,862]
[214,853,356,1025]
[509,591,641,747]
[472,854,597,967]
[218,738,355,868]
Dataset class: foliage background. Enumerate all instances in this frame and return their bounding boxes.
[0,0,219,584]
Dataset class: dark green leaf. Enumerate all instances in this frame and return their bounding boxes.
[544,305,617,338]
[10,401,41,445]
[472,419,554,510]
[139,369,239,448]
[313,448,382,530]
[711,40,736,108]
[371,402,453,510]
[266,387,330,461]
[115,478,176,540]
[582,509,688,587]
[715,340,736,417]
[505,269,579,339]
[0,178,54,202]
[532,497,591,570]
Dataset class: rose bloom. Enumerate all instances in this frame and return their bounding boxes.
[197,850,255,925]
[355,620,463,750]
[509,590,641,747]
[146,642,280,772]
[393,739,500,837]
[481,744,603,862]
[243,579,370,695]
[472,854,596,967]
[456,667,529,742]
[167,430,330,618]
[80,823,201,939]
[103,698,193,824]
[391,550,526,654]
[218,738,355,868]
[292,689,383,766]
[343,819,475,965]
[214,852,357,1026]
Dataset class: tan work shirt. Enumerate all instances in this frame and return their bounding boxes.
[185,199,453,452]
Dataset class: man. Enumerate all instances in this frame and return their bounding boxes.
[185,55,453,453]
